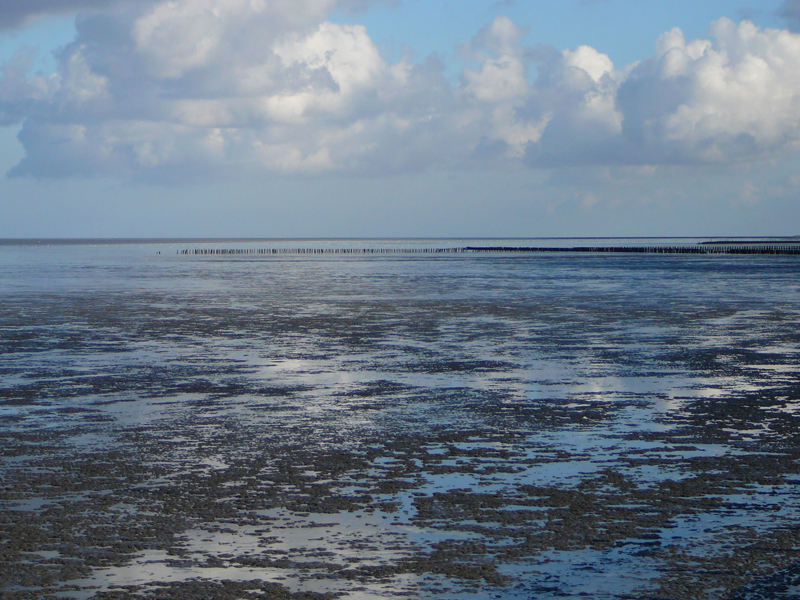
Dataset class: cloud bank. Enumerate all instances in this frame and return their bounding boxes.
[2,0,800,180]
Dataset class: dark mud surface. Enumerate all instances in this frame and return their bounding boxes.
[2,247,800,599]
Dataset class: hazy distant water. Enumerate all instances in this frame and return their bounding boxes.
[2,240,800,599]
[0,236,785,292]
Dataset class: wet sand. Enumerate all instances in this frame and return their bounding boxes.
[1,251,800,599]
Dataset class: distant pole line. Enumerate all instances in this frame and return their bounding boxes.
[177,244,800,256]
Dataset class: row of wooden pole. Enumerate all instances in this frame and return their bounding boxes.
[178,248,464,255]
[465,246,800,255]
[179,245,800,256]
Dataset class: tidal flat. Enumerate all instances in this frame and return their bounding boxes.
[1,243,800,599]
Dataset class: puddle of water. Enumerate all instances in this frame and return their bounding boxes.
[2,247,800,599]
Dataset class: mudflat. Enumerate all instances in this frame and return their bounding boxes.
[2,247,799,599]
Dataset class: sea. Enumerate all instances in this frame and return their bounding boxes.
[1,238,799,600]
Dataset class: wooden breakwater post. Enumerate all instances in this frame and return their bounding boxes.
[177,244,800,256]
[178,247,467,255]
[463,245,800,255]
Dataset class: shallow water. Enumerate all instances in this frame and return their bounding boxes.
[1,241,800,599]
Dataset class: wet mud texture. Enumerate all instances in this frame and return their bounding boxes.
[2,253,800,599]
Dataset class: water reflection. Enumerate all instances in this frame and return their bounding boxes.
[1,245,799,599]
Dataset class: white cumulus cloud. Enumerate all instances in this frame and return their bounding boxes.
[614,18,800,164]
[2,4,800,180]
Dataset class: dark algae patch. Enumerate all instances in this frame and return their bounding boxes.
[1,250,800,599]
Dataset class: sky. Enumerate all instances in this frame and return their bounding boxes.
[0,0,799,238]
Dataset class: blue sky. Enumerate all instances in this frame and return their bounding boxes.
[333,1,787,70]
[0,0,799,238]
